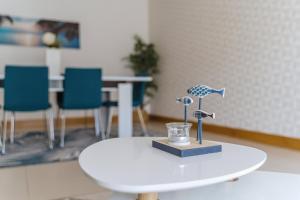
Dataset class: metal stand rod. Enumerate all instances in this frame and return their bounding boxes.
[197,118,203,144]
[184,106,187,124]
[197,98,203,144]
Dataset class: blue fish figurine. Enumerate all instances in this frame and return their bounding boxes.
[176,96,194,106]
[187,85,225,98]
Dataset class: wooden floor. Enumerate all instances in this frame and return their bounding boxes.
[1,120,300,200]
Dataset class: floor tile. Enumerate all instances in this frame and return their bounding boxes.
[0,166,29,200]
[202,131,300,174]
[26,161,105,200]
[71,190,112,200]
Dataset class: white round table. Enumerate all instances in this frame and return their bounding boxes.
[79,137,266,200]
[107,171,300,200]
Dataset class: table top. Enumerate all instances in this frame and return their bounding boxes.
[79,137,266,193]
[0,74,153,82]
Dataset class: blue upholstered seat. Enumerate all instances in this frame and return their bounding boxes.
[2,65,54,154]
[57,68,102,110]
[103,82,147,137]
[102,82,146,107]
[4,66,50,111]
[57,67,104,147]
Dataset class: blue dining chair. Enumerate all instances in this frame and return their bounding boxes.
[2,65,55,154]
[57,68,104,147]
[103,82,147,138]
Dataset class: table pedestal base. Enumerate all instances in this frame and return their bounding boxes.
[137,193,158,200]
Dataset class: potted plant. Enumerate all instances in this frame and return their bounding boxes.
[125,35,159,98]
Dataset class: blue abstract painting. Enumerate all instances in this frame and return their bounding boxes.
[0,14,80,49]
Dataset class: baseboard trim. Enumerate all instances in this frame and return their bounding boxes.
[8,117,95,133]
[8,110,149,134]
[150,114,300,151]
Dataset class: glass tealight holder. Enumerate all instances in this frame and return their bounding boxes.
[166,122,192,146]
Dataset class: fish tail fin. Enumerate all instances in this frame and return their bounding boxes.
[218,88,225,98]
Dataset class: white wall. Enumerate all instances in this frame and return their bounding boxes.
[0,0,148,74]
[0,0,148,119]
[149,0,300,138]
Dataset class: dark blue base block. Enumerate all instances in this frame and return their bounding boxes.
[152,139,222,157]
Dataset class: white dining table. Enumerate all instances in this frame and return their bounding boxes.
[0,74,153,137]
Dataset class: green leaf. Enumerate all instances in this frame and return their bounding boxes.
[124,35,160,98]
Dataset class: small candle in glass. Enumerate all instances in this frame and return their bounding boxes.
[166,122,192,146]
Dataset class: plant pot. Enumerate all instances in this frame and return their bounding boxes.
[135,72,149,77]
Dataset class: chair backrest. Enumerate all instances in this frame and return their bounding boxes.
[61,68,102,109]
[4,65,49,111]
[132,82,146,107]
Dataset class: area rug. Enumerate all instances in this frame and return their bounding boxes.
[0,126,163,168]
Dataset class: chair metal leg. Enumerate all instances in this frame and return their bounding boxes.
[137,107,148,136]
[46,109,54,149]
[0,113,2,148]
[94,109,100,138]
[49,109,55,141]
[2,112,7,154]
[56,108,60,129]
[49,109,55,140]
[45,111,50,145]
[99,108,105,140]
[106,107,113,139]
[10,112,15,144]
[60,110,66,148]
[44,112,48,133]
